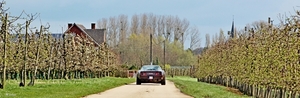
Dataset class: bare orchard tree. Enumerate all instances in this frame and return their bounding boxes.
[156,15,165,37]
[218,29,226,43]
[140,13,148,34]
[108,16,118,48]
[205,34,210,48]
[118,14,128,43]
[251,20,269,32]
[212,33,219,46]
[173,16,182,42]
[173,17,189,48]
[147,13,157,35]
[130,14,139,34]
[97,18,108,29]
[97,18,108,46]
[179,18,189,46]
[165,16,173,41]
[189,26,201,50]
[117,14,128,64]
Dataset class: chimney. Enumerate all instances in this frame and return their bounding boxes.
[91,23,95,29]
[68,23,72,28]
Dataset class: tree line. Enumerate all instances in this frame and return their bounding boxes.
[97,13,201,68]
[0,0,202,89]
[196,11,300,98]
[0,1,119,89]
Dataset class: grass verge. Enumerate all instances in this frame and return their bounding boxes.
[0,77,135,98]
[168,76,251,98]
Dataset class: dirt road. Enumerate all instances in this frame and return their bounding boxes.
[83,80,193,98]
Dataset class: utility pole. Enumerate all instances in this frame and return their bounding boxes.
[150,33,153,65]
[163,31,170,70]
[163,40,166,70]
[181,32,184,49]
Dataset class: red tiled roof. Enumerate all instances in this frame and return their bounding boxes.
[65,23,106,46]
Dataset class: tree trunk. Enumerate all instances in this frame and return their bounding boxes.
[21,21,29,87]
[28,26,42,86]
[47,66,51,80]
[1,14,8,89]
[60,70,63,79]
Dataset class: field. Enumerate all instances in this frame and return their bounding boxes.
[0,77,135,98]
[168,76,251,98]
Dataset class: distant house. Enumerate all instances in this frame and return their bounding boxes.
[192,47,204,55]
[51,33,63,39]
[64,23,106,46]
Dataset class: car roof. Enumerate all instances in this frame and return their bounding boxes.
[140,65,162,70]
[142,65,160,66]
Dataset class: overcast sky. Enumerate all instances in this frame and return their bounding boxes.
[5,0,300,48]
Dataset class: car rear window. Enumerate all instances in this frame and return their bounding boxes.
[141,65,161,71]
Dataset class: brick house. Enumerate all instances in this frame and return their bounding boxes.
[63,23,120,77]
[64,23,106,46]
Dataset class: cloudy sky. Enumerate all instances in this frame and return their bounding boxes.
[5,0,300,48]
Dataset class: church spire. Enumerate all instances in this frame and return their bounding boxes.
[230,16,234,38]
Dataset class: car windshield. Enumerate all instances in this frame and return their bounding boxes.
[141,65,161,71]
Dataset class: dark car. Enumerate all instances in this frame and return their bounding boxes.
[136,65,166,85]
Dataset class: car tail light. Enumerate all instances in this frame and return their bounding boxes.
[155,72,161,75]
[141,72,146,76]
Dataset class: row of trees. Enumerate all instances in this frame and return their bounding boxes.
[0,0,200,89]
[0,1,118,89]
[196,11,300,98]
[97,14,200,67]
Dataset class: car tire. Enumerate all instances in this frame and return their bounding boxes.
[161,79,166,85]
[136,77,141,85]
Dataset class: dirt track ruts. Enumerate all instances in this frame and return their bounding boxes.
[83,80,193,98]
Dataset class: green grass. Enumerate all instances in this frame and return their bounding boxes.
[0,77,135,98]
[168,76,251,98]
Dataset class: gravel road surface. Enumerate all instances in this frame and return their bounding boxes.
[83,80,193,98]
